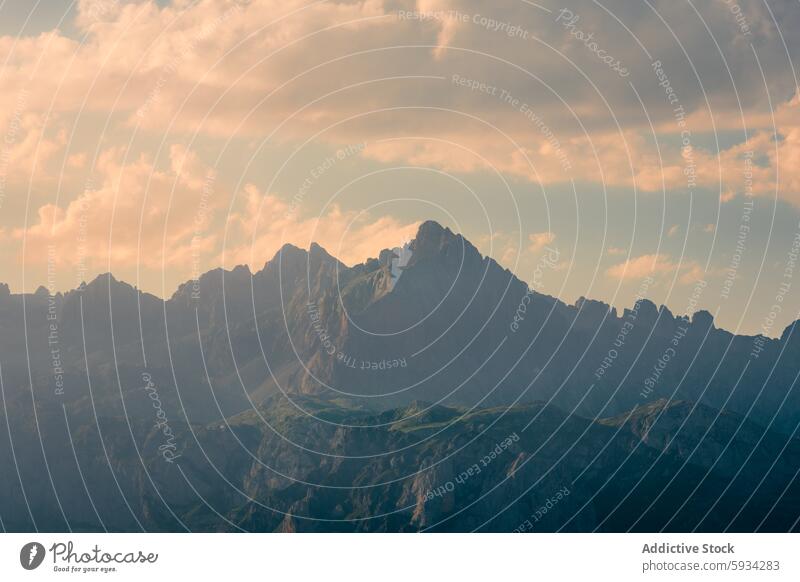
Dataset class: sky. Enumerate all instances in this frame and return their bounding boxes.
[1,0,799,336]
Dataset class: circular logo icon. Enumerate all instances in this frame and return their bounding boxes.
[20,542,46,570]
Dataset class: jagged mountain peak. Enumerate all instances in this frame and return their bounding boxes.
[268,242,307,266]
[309,241,328,256]
[261,241,345,275]
[416,219,450,239]
[308,241,347,270]
[409,219,471,257]
[80,272,137,296]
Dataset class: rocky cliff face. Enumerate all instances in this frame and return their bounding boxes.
[1,395,797,532]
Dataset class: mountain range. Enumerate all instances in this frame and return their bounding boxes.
[0,220,798,532]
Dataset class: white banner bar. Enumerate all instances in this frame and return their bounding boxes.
[0,534,797,581]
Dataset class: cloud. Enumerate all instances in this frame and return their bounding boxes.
[678,263,707,285]
[605,253,706,286]
[606,253,677,281]
[10,145,220,282]
[528,231,556,252]
[0,107,67,187]
[1,0,798,206]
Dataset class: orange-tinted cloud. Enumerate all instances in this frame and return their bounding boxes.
[1,0,798,207]
[528,231,555,252]
[606,253,708,286]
